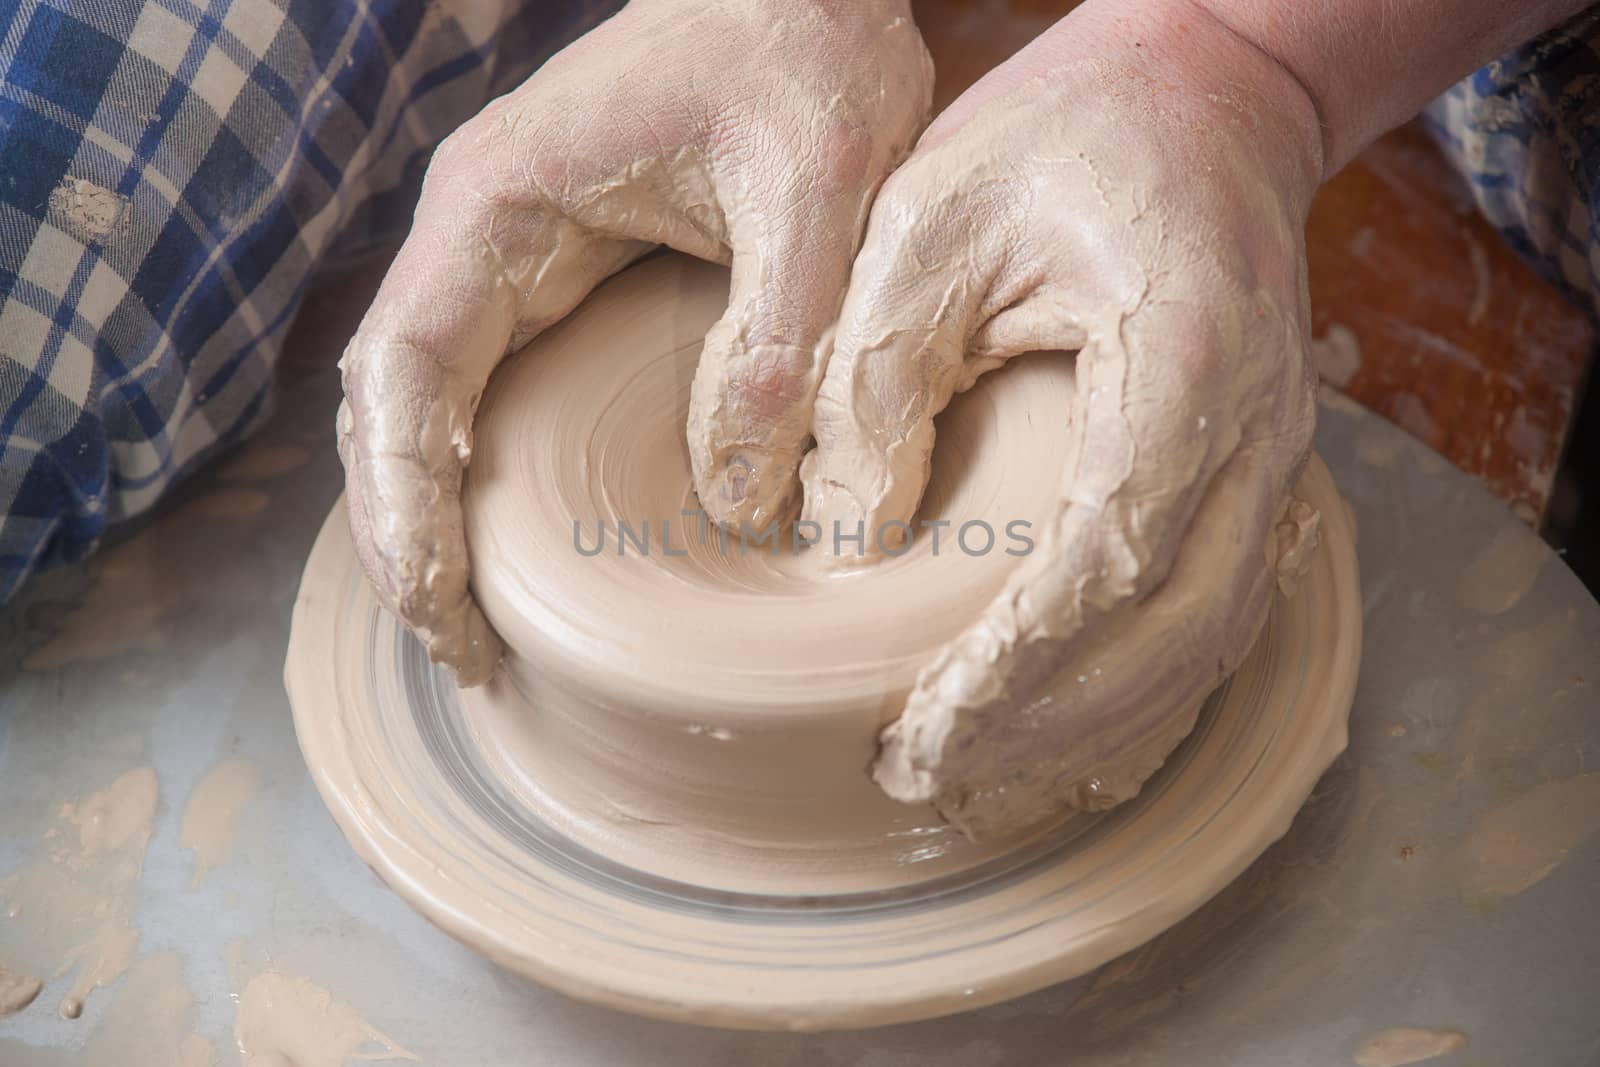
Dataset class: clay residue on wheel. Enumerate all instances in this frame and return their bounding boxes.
[0,766,159,1020]
[1353,1026,1466,1067]
[234,967,416,1067]
[1457,772,1600,901]
[1455,524,1547,615]
[0,963,42,1017]
[180,757,260,887]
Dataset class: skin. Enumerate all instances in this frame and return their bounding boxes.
[814,0,1590,828]
[338,0,933,682]
[819,0,1593,825]
[1193,0,1595,178]
[340,0,1589,830]
[807,3,1326,829]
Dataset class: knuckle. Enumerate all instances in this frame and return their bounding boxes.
[427,106,556,221]
[426,118,490,189]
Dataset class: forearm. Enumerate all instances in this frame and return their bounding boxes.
[1178,0,1593,179]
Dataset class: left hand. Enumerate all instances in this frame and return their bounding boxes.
[801,1,1326,838]
[335,0,933,684]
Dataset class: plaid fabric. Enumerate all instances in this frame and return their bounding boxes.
[1426,5,1600,318]
[0,0,622,599]
[3,3,1599,603]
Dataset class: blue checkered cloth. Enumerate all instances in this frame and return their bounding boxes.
[0,0,622,600]
[2,2,1598,603]
[1425,5,1600,317]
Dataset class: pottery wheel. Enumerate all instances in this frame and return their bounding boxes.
[287,255,1361,1029]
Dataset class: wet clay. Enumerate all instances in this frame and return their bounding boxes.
[0,952,214,1067]
[0,937,406,1067]
[286,252,1362,1027]
[74,952,210,1066]
[1311,323,1363,390]
[0,963,42,1017]
[1352,1026,1467,1067]
[1457,772,1600,901]
[1455,524,1547,616]
[0,766,159,1020]
[235,971,416,1067]
[180,757,260,888]
[440,255,1326,860]
[454,255,1080,882]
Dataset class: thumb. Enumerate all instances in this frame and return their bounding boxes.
[688,171,872,533]
[340,133,648,684]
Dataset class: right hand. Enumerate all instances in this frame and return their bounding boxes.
[337,0,933,684]
[801,2,1326,837]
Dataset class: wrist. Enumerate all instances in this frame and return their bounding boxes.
[1161,0,1593,179]
[1042,0,1325,195]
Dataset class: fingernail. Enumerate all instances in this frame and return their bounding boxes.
[724,454,754,506]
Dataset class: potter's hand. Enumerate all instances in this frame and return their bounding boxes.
[338,0,933,683]
[802,2,1326,837]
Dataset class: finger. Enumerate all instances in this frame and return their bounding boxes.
[688,127,880,531]
[338,395,504,683]
[874,289,1318,837]
[1009,284,1315,649]
[877,426,1317,840]
[800,174,1035,556]
[339,109,653,684]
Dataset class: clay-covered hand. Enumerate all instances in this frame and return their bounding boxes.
[338,0,932,683]
[801,4,1326,838]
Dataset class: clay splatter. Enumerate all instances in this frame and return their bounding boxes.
[1311,323,1363,390]
[180,758,260,887]
[0,964,42,1017]
[235,970,418,1067]
[0,767,159,1020]
[1459,773,1600,900]
[1455,525,1546,615]
[1353,1026,1466,1066]
[47,177,128,241]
